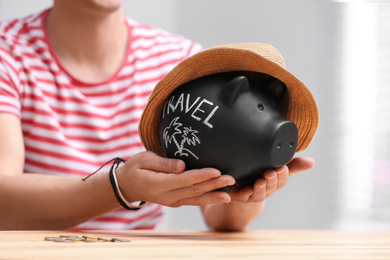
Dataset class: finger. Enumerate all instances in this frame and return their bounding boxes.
[170,174,235,199]
[229,186,254,202]
[275,165,289,190]
[172,190,231,207]
[131,151,186,173]
[131,168,231,204]
[286,157,315,176]
[247,178,267,202]
[160,167,232,191]
[263,169,278,197]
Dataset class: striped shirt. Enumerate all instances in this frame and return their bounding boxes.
[0,9,202,230]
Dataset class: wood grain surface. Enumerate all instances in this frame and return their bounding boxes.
[0,230,389,259]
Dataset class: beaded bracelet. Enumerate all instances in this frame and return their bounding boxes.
[83,157,146,211]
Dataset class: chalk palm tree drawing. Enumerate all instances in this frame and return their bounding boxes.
[163,117,200,160]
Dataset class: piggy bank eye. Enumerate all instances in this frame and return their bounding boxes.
[257,104,265,111]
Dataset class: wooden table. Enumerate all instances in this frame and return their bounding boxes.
[0,230,389,259]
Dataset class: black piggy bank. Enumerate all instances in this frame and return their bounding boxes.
[159,72,298,189]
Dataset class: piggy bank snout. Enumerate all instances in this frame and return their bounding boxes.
[269,120,298,166]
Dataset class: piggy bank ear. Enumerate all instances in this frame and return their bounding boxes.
[262,76,289,113]
[221,76,250,107]
[262,77,286,102]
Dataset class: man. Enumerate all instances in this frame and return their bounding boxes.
[0,0,314,231]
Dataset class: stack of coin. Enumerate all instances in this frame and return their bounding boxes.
[44,235,131,243]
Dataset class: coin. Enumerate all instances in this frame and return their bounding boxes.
[98,237,113,242]
[81,235,99,241]
[44,234,131,243]
[44,237,73,243]
[59,235,83,241]
[111,238,131,242]
[59,235,80,239]
[66,237,85,242]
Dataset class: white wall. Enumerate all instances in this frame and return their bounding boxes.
[0,0,52,19]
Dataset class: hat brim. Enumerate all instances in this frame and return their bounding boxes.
[139,43,319,157]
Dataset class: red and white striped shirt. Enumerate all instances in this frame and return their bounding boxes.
[0,9,202,230]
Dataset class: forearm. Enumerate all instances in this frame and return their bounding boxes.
[0,172,120,230]
[201,201,265,232]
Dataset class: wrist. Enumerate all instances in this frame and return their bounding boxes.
[109,158,146,210]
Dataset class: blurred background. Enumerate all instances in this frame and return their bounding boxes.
[1,0,389,231]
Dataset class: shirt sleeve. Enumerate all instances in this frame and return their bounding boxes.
[0,39,21,118]
[187,41,203,57]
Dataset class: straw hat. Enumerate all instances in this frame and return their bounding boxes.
[139,43,319,157]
